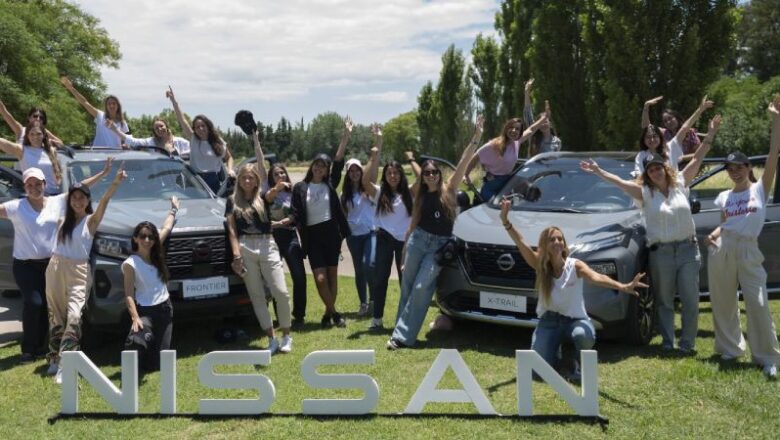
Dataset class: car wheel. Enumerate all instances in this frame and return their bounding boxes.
[621,272,655,345]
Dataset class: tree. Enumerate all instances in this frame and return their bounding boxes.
[495,0,539,121]
[416,82,436,152]
[737,0,780,81]
[383,111,420,160]
[470,34,502,139]
[0,0,120,143]
[433,45,472,159]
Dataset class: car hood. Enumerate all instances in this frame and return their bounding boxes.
[453,203,641,247]
[96,198,227,236]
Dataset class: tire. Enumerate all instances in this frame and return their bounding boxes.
[621,272,655,345]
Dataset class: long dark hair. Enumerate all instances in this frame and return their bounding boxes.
[304,155,331,183]
[638,124,667,160]
[267,163,292,190]
[131,221,170,283]
[104,95,124,123]
[59,187,93,243]
[23,121,62,184]
[341,164,367,213]
[27,107,47,125]
[376,160,412,216]
[411,160,455,224]
[192,114,225,156]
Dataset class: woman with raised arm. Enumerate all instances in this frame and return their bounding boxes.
[635,96,713,175]
[227,151,293,354]
[497,198,646,378]
[643,96,703,166]
[342,124,381,317]
[523,80,562,157]
[0,99,64,146]
[123,197,179,372]
[362,139,415,331]
[267,162,307,327]
[464,106,547,203]
[386,116,485,349]
[107,117,190,156]
[0,121,63,194]
[581,114,722,353]
[46,164,126,384]
[291,116,351,328]
[0,160,114,364]
[59,76,128,149]
[166,86,234,192]
[705,96,780,380]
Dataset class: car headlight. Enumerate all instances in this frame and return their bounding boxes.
[569,233,628,255]
[94,234,132,259]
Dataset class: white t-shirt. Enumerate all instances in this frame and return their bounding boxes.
[122,254,170,307]
[536,257,588,319]
[124,135,191,156]
[633,138,683,175]
[189,137,224,173]
[2,194,67,259]
[20,146,60,194]
[637,173,695,245]
[346,184,379,236]
[53,216,93,260]
[715,180,767,238]
[93,111,129,149]
[373,188,411,242]
[306,182,332,226]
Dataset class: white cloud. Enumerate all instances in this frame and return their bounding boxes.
[73,0,498,127]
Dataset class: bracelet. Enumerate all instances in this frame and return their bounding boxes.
[503,222,512,230]
[169,208,178,215]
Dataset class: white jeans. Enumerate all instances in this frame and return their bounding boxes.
[240,235,292,331]
[708,231,780,366]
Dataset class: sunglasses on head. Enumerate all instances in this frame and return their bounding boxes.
[423,169,440,177]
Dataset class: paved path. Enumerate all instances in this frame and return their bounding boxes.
[0,170,398,345]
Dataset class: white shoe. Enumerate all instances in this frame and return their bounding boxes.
[267,337,280,354]
[279,335,293,353]
[54,366,63,385]
[763,364,777,380]
[46,361,59,376]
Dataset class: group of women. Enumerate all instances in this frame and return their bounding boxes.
[2,79,780,382]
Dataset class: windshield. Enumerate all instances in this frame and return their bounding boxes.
[67,159,213,201]
[492,156,636,213]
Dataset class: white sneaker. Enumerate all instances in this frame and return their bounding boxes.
[54,366,63,385]
[267,337,280,355]
[763,364,777,380]
[46,361,59,376]
[279,335,293,353]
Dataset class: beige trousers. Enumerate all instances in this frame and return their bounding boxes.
[708,231,780,366]
[240,235,292,331]
[45,254,91,363]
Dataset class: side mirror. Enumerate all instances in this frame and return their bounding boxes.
[456,190,471,213]
[689,196,701,214]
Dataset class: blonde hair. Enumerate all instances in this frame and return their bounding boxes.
[230,164,266,224]
[535,226,569,305]
[637,161,677,195]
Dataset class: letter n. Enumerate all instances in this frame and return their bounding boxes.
[61,351,139,414]
[516,350,598,416]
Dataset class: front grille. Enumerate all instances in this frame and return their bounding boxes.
[461,242,536,288]
[442,290,539,320]
[166,233,230,279]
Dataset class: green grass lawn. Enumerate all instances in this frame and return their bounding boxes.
[2,275,780,438]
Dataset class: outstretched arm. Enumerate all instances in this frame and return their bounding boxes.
[523,78,535,128]
[763,96,780,197]
[576,260,645,296]
[404,151,421,179]
[517,114,547,145]
[673,96,713,147]
[500,199,540,270]
[363,146,380,199]
[449,115,485,192]
[166,86,193,139]
[0,137,23,159]
[580,158,643,200]
[642,96,663,129]
[0,98,23,139]
[87,162,127,234]
[159,196,179,243]
[682,115,720,186]
[79,156,115,188]
[60,76,99,118]
[334,116,353,162]
[251,130,267,184]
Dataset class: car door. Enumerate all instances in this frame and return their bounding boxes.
[0,165,24,292]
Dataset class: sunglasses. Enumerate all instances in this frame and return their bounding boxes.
[422,170,440,177]
[30,114,44,119]
[137,233,155,241]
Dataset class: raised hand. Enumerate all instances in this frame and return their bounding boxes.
[100,156,115,176]
[499,198,511,224]
[700,95,714,111]
[170,195,180,211]
[769,95,780,118]
[621,272,649,296]
[369,146,379,156]
[524,78,534,94]
[113,162,127,183]
[403,151,415,162]
[59,76,74,89]
[475,114,485,134]
[644,96,663,107]
[371,123,382,137]
[344,115,354,133]
[709,114,723,132]
[579,158,601,174]
[166,86,176,101]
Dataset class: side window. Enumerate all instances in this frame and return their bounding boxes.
[0,168,23,200]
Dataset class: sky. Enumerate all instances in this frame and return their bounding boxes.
[75,0,499,131]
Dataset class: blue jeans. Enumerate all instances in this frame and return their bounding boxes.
[532,311,595,369]
[479,174,512,203]
[372,229,404,320]
[13,258,50,356]
[346,232,375,305]
[649,239,701,350]
[391,228,450,346]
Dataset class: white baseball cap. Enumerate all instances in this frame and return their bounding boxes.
[345,158,363,171]
[22,167,45,183]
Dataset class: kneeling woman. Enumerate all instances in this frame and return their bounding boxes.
[123,197,179,371]
[227,164,292,354]
[498,199,646,375]
[46,165,126,383]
